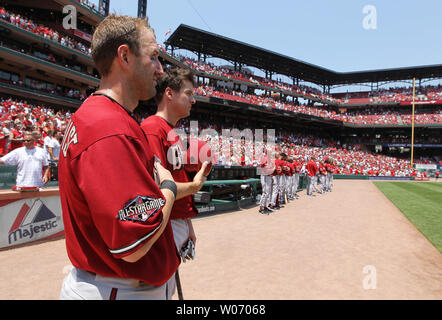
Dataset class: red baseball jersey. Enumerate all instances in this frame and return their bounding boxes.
[306,160,318,177]
[293,160,302,173]
[284,161,293,176]
[141,115,198,220]
[258,153,274,175]
[58,95,179,287]
[272,158,284,176]
[9,129,24,151]
[326,163,334,173]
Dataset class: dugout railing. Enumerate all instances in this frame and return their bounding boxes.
[0,164,308,214]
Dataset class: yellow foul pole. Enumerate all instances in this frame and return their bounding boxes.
[411,78,416,167]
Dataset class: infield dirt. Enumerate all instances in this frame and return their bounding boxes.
[0,180,441,299]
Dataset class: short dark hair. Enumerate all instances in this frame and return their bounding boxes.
[154,67,195,103]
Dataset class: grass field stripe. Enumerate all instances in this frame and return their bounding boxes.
[387,183,442,207]
[373,181,442,252]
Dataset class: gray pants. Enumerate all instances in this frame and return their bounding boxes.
[326,174,333,191]
[259,175,272,208]
[307,175,316,195]
[59,267,176,300]
[292,173,299,197]
[270,175,281,206]
[286,175,293,198]
[319,174,326,193]
[280,175,288,202]
[59,221,191,300]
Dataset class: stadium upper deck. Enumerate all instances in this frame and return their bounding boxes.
[0,1,440,129]
[165,24,442,87]
[0,2,439,171]
[163,24,442,110]
[0,1,99,108]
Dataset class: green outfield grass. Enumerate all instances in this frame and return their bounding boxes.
[373,181,442,252]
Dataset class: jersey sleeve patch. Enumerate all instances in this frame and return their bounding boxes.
[117,195,165,223]
[109,195,166,256]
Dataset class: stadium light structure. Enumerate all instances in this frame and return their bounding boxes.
[138,0,148,18]
[99,0,110,16]
[411,78,416,168]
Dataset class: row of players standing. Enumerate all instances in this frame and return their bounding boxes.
[258,152,337,214]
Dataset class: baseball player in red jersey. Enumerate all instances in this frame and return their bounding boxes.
[140,68,208,294]
[59,15,183,300]
[306,156,318,196]
[325,158,334,192]
[318,161,327,194]
[292,157,302,199]
[285,157,294,201]
[279,153,290,205]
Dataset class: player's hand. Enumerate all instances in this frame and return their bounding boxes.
[187,219,197,245]
[192,161,209,192]
[154,160,174,184]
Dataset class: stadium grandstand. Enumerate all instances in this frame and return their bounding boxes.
[158,24,442,169]
[0,0,440,193]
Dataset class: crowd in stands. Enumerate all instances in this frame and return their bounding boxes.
[2,7,439,113]
[367,85,442,104]
[172,54,341,104]
[0,11,440,125]
[0,68,86,101]
[0,7,92,55]
[0,97,70,159]
[162,49,442,109]
[194,84,442,125]
[173,115,439,175]
[333,85,442,104]
[0,36,97,78]
[75,0,106,16]
[1,96,440,179]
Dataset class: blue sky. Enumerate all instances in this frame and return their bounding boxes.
[91,0,442,89]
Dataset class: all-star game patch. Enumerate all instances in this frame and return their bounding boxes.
[117,195,165,223]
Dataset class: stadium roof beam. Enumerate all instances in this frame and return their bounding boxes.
[165,24,442,87]
[0,20,94,67]
[0,46,99,87]
[137,0,147,18]
[99,0,110,16]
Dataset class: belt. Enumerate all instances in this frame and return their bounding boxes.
[85,270,156,289]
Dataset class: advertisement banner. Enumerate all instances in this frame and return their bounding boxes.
[73,29,92,42]
[415,164,437,170]
[368,176,413,181]
[0,196,64,249]
[382,144,442,148]
[399,100,442,106]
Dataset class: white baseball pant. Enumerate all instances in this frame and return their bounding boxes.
[307,175,315,195]
[270,175,281,206]
[259,175,272,208]
[292,173,299,197]
[59,267,176,300]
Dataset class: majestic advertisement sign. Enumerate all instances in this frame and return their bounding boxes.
[0,196,63,249]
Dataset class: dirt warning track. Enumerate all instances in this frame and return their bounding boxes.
[0,180,441,300]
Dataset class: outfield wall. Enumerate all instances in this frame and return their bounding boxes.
[333,174,414,181]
